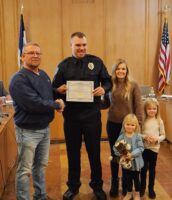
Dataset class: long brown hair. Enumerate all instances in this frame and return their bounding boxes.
[111,59,132,100]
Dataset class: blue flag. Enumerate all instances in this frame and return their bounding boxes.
[18,14,26,68]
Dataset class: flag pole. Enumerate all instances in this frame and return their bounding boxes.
[18,3,27,69]
[163,4,169,94]
[164,5,171,90]
[158,4,171,94]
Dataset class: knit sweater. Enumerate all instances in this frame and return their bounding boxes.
[142,118,165,153]
[108,81,143,124]
[9,68,61,130]
[113,132,144,171]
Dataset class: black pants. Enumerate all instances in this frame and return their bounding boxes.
[123,170,140,192]
[106,120,127,190]
[63,105,103,191]
[141,149,158,191]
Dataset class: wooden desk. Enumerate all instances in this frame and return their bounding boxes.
[159,99,172,143]
[165,101,172,142]
[0,107,17,198]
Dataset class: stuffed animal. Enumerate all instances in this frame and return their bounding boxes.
[114,139,132,169]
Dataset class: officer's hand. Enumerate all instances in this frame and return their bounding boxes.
[93,86,105,96]
[55,99,65,112]
[57,84,67,94]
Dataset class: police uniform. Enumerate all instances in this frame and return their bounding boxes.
[52,54,112,192]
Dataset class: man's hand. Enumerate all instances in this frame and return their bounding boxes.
[93,86,105,96]
[55,99,65,112]
[57,84,67,94]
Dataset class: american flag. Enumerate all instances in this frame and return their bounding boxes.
[18,14,27,69]
[158,19,171,93]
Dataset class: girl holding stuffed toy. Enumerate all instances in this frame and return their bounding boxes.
[140,98,165,199]
[113,114,144,200]
[104,59,143,197]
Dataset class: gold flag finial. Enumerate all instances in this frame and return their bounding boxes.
[163,4,170,22]
[21,4,24,14]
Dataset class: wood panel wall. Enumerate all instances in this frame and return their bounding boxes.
[0,0,172,140]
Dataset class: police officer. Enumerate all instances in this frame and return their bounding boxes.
[52,32,112,200]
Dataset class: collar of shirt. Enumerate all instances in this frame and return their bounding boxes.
[72,55,87,64]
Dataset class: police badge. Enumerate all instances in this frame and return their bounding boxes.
[88,62,94,70]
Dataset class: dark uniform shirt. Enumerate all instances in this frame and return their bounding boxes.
[52,54,112,121]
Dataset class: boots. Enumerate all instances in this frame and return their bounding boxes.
[140,188,145,197]
[148,188,156,199]
[123,192,133,200]
[133,192,140,200]
[122,176,127,196]
[109,180,119,197]
[148,184,156,199]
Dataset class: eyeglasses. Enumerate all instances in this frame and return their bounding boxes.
[24,51,42,56]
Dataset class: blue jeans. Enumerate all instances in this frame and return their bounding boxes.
[15,126,50,200]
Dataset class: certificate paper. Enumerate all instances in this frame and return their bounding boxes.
[66,81,94,102]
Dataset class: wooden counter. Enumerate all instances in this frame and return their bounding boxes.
[50,109,108,142]
[50,99,172,143]
[0,107,17,198]
[159,99,172,143]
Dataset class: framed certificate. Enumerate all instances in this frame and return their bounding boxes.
[66,81,94,102]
